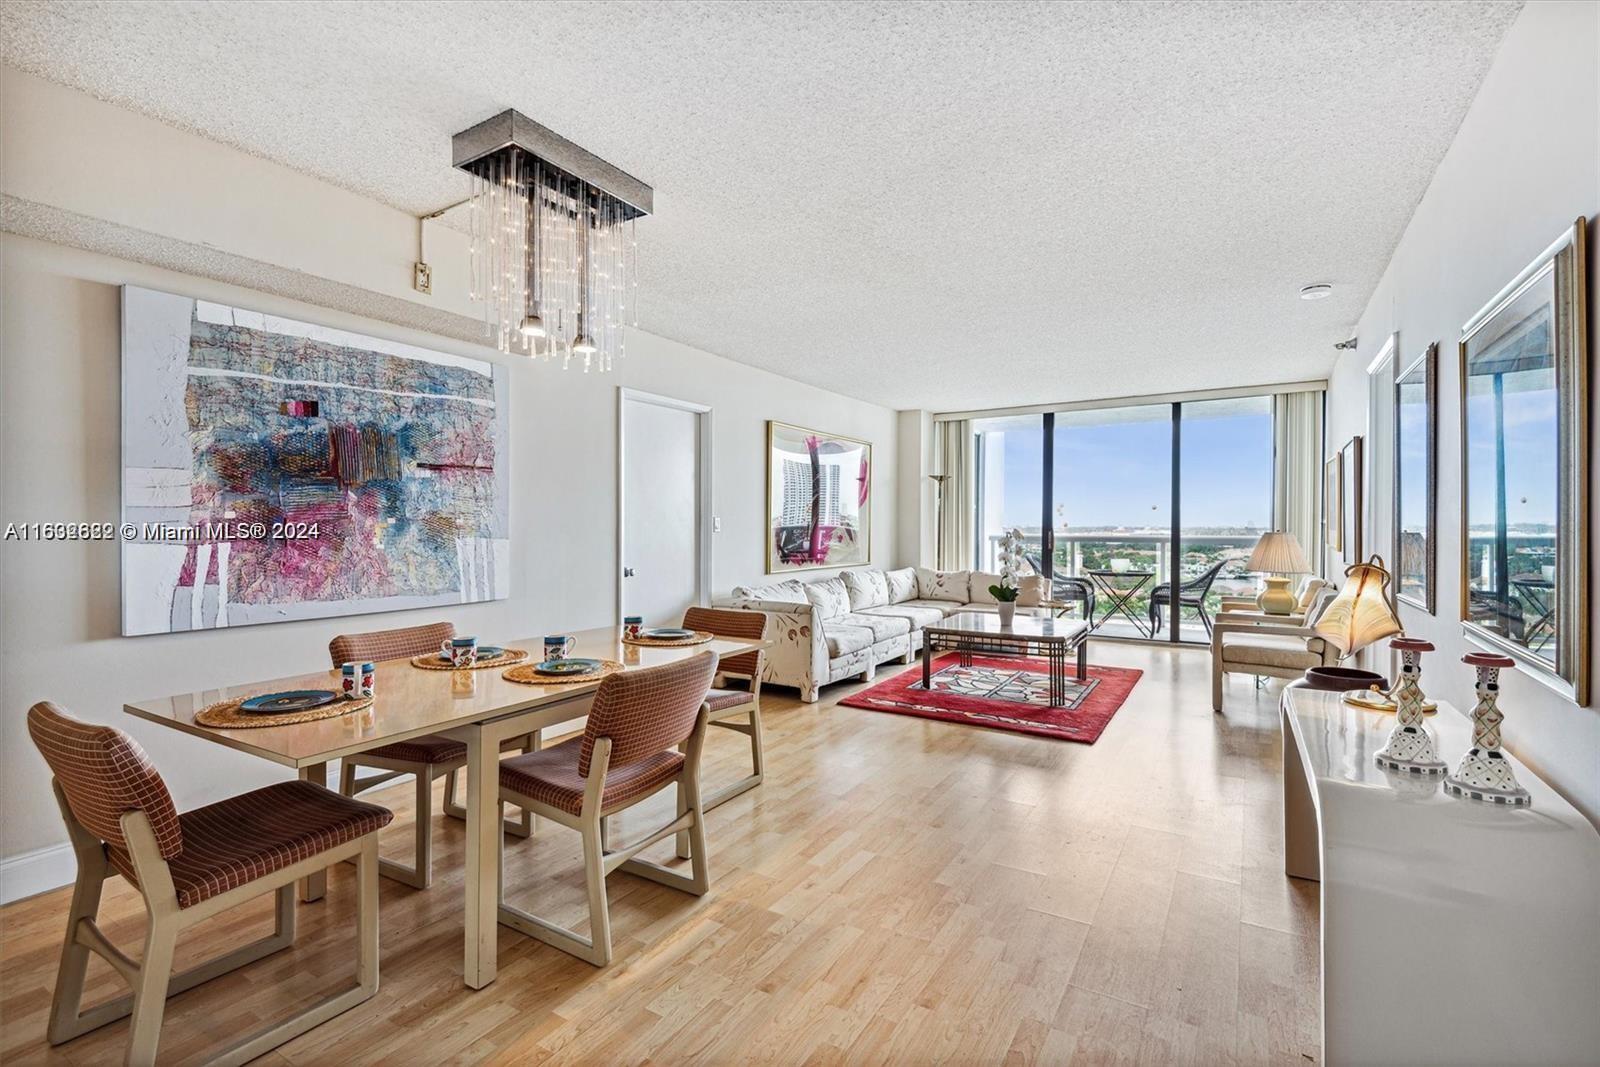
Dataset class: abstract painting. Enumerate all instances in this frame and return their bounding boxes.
[766,420,870,572]
[121,287,509,635]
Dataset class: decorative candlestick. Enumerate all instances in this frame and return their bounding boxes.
[1374,637,1447,775]
[1445,652,1531,806]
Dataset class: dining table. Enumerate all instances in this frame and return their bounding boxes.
[123,625,766,990]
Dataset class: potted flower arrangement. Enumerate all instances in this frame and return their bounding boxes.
[990,528,1027,626]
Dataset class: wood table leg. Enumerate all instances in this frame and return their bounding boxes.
[463,725,500,989]
[296,763,328,901]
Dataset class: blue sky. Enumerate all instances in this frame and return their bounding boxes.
[1464,375,1556,528]
[986,407,1273,530]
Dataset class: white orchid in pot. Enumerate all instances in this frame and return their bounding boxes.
[990,528,1028,626]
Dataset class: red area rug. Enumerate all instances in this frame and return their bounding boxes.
[838,652,1141,744]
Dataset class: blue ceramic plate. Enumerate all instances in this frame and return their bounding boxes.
[534,658,602,676]
[240,689,338,714]
[643,627,695,639]
[436,645,505,662]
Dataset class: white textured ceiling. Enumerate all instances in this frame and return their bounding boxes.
[1,1,1520,410]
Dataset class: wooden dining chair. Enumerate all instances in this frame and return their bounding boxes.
[27,702,390,1067]
[331,621,534,889]
[682,606,768,812]
[496,652,718,966]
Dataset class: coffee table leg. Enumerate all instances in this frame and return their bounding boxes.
[922,635,932,690]
[1077,637,1087,681]
[1049,644,1062,707]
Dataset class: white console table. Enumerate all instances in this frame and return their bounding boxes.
[1281,683,1600,1066]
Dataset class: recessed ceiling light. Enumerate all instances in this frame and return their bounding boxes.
[1300,284,1333,301]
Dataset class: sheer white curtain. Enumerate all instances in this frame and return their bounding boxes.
[934,419,974,570]
[1273,390,1325,575]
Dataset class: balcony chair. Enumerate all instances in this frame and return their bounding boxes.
[28,701,390,1067]
[682,606,769,814]
[1149,559,1230,637]
[332,621,534,889]
[496,652,718,966]
[1210,587,1339,711]
[1024,552,1097,620]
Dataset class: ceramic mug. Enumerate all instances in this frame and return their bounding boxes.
[623,616,644,640]
[544,635,577,661]
[341,662,360,699]
[443,636,478,668]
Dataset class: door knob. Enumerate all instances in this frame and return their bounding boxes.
[623,567,635,578]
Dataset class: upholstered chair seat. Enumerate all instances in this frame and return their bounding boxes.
[28,701,389,1067]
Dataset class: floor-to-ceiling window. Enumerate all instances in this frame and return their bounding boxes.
[1173,396,1274,640]
[972,415,1043,571]
[962,390,1290,645]
[1050,405,1172,639]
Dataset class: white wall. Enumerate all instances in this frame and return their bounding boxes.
[1326,0,1600,822]
[0,69,900,896]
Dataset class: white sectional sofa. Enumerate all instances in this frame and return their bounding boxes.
[729,566,1047,702]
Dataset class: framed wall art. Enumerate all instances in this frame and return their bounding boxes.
[121,286,510,635]
[1394,343,1438,612]
[1339,435,1364,565]
[766,421,871,572]
[1459,219,1588,702]
[1324,451,1343,556]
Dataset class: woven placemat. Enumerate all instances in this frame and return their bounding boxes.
[196,694,374,729]
[503,660,625,686]
[409,647,530,671]
[622,629,715,648]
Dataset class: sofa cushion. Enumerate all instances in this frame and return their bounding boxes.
[804,577,851,619]
[968,571,1004,604]
[901,598,969,615]
[822,622,875,657]
[915,568,969,602]
[885,567,917,603]
[732,578,808,604]
[858,603,946,629]
[837,611,911,642]
[1220,633,1323,670]
[842,569,890,610]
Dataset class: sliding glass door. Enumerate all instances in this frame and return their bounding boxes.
[1173,396,1274,641]
[966,392,1281,645]
[1050,405,1172,638]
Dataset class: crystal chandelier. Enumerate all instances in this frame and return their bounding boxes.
[454,111,651,371]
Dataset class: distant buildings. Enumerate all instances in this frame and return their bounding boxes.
[780,459,843,527]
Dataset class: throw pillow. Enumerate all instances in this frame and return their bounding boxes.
[804,577,851,619]
[842,569,890,610]
[885,567,917,603]
[915,568,969,603]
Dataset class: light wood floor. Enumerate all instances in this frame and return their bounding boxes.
[0,642,1320,1065]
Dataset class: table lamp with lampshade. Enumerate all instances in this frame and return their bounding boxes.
[1245,531,1313,615]
[1301,554,1402,694]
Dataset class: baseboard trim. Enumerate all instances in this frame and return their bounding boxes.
[0,842,77,904]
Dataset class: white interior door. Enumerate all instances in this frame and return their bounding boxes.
[620,391,709,626]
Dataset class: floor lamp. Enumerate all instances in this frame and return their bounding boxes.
[928,474,948,568]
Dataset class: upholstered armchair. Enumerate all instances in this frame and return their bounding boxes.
[1211,586,1338,711]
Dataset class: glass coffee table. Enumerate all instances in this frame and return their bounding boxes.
[921,611,1090,707]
